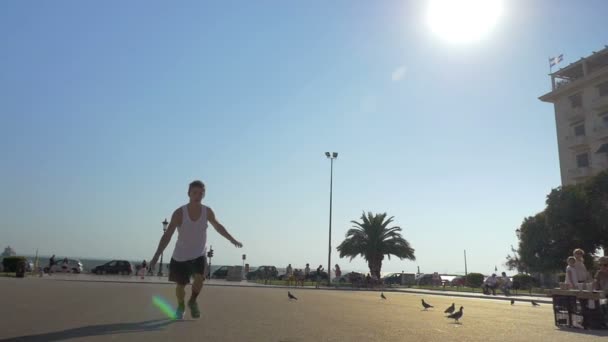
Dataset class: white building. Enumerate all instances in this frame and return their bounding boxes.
[540,47,608,185]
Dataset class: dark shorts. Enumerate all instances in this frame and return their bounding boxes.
[169,255,207,285]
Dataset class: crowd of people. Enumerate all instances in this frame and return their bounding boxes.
[283,263,340,288]
[564,248,608,294]
[482,272,512,296]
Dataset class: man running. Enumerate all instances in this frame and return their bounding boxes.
[150,180,243,319]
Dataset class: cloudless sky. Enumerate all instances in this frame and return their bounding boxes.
[1,0,607,275]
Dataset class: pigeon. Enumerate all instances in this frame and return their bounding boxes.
[531,300,540,307]
[288,291,297,300]
[444,303,455,314]
[421,299,433,310]
[381,293,387,300]
[447,306,464,323]
[510,299,515,305]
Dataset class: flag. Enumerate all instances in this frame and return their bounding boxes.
[549,54,563,68]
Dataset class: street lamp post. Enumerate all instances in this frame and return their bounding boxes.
[325,152,338,287]
[159,218,168,277]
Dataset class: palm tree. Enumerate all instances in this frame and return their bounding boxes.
[337,212,415,279]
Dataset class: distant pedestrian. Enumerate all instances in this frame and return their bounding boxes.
[334,264,342,281]
[315,265,324,289]
[500,272,512,296]
[139,260,148,279]
[365,273,371,288]
[293,269,302,287]
[304,263,311,281]
[483,274,498,295]
[565,256,579,289]
[48,255,56,275]
[401,270,405,286]
[286,264,293,286]
[573,248,591,283]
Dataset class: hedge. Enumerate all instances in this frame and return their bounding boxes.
[512,273,539,290]
[2,256,27,273]
[465,273,484,288]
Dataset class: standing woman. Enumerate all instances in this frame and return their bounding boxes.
[573,249,591,285]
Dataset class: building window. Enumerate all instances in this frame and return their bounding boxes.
[569,93,582,108]
[574,124,585,136]
[576,153,589,168]
[598,81,608,97]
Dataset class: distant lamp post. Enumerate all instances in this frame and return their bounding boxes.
[325,151,338,286]
[159,218,169,277]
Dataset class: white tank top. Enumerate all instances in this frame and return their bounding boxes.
[172,204,208,262]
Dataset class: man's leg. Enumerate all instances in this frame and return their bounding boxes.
[175,284,186,319]
[176,284,186,305]
[187,274,203,318]
[187,257,206,319]
[191,274,204,303]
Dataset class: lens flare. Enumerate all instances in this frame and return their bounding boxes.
[152,295,176,320]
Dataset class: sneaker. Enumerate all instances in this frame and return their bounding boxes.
[175,304,185,320]
[188,300,200,318]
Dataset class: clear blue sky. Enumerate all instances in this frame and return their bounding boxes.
[1,0,606,275]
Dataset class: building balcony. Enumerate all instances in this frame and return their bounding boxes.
[567,106,586,122]
[593,125,608,137]
[568,167,592,178]
[565,134,588,148]
[596,160,608,171]
[592,95,608,110]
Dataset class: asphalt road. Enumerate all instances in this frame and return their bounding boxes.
[0,277,606,342]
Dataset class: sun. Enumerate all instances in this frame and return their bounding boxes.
[426,0,504,44]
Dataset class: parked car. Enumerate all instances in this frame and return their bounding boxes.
[44,259,83,274]
[308,270,329,281]
[416,273,434,286]
[450,276,466,286]
[382,272,416,285]
[338,272,365,284]
[212,266,230,279]
[92,260,133,275]
[246,266,278,280]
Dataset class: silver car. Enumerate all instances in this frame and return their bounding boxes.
[46,259,83,273]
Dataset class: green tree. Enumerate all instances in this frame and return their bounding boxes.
[512,172,608,273]
[505,245,528,273]
[544,184,599,263]
[336,212,415,279]
[586,170,608,255]
[516,212,558,272]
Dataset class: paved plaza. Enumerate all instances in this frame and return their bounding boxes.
[1,277,606,341]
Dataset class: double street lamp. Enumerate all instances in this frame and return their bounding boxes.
[325,152,338,286]
[159,218,169,277]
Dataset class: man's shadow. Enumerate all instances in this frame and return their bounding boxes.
[1,319,182,342]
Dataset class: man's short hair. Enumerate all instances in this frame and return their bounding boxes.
[574,248,585,255]
[188,180,205,193]
[598,256,608,265]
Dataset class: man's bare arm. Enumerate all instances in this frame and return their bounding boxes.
[150,209,181,267]
[208,207,242,248]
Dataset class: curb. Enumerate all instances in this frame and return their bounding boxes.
[392,288,552,304]
[40,277,553,304]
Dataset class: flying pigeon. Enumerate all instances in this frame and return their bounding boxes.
[421,299,433,310]
[510,299,515,305]
[447,306,464,323]
[444,303,455,314]
[381,293,387,300]
[531,301,540,307]
[288,291,297,300]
